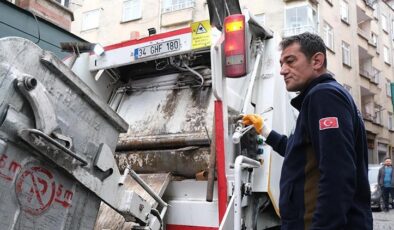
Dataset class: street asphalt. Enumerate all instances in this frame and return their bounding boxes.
[373,209,394,229]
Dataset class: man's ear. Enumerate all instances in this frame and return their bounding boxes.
[312,52,325,70]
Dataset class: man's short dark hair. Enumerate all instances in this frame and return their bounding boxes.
[384,156,391,161]
[280,32,327,68]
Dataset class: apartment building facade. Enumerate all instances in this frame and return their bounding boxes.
[6,0,74,30]
[70,0,394,164]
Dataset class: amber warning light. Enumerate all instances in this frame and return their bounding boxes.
[224,14,246,78]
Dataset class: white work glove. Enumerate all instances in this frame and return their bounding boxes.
[242,114,271,138]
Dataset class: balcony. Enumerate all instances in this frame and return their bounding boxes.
[283,0,318,3]
[358,46,380,84]
[357,28,371,41]
[362,112,373,121]
[356,5,372,43]
[282,25,316,38]
[368,34,377,47]
[359,67,381,84]
[363,0,375,9]
[161,0,195,27]
[360,87,378,126]
[372,105,383,125]
[161,0,195,13]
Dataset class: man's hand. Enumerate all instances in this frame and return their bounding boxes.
[242,114,271,138]
[242,114,263,133]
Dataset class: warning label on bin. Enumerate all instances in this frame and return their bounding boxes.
[191,20,211,49]
[16,166,56,215]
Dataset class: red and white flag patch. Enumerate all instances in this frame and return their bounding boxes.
[319,117,339,130]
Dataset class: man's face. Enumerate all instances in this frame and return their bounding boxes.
[384,159,392,166]
[280,43,316,92]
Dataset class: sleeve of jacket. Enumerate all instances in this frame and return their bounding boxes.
[306,88,357,229]
[377,168,382,187]
[265,130,287,157]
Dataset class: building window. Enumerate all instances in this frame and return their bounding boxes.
[81,9,100,31]
[342,41,351,67]
[55,0,69,7]
[382,14,388,32]
[283,4,317,37]
[323,22,334,51]
[387,79,392,97]
[162,0,195,13]
[122,0,142,22]
[340,0,349,24]
[389,112,394,130]
[383,46,390,64]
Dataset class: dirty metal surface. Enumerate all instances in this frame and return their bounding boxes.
[0,141,101,229]
[116,147,210,178]
[0,37,126,156]
[116,73,213,141]
[117,133,210,151]
[114,73,214,177]
[0,37,128,229]
[94,173,171,230]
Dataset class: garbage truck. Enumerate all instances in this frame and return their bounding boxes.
[0,0,297,229]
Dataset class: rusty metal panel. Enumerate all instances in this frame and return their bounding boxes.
[116,148,210,178]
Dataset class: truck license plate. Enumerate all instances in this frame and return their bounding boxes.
[134,39,181,59]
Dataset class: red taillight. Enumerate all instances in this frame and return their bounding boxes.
[224,14,246,78]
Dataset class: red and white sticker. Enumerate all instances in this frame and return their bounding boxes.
[319,117,339,130]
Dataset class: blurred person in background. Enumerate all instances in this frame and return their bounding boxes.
[378,157,394,212]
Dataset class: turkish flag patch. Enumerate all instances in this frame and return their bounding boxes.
[319,117,339,130]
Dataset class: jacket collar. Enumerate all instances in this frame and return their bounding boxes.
[290,73,335,111]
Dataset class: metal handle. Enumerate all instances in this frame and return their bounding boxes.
[23,128,88,166]
[241,41,263,114]
[128,166,168,208]
[211,34,225,100]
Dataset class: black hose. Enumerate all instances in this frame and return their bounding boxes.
[150,208,163,229]
[29,10,41,44]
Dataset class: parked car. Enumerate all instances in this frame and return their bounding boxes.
[368,164,383,211]
[368,164,393,211]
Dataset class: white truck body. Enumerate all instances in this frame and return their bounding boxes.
[0,1,297,229]
[68,7,297,230]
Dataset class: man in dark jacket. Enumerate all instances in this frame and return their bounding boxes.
[243,33,372,229]
[378,157,394,212]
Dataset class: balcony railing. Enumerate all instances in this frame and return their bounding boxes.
[368,37,377,47]
[363,0,375,8]
[162,1,195,13]
[357,28,371,41]
[359,67,381,84]
[362,112,382,124]
[362,112,373,121]
[282,25,316,38]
